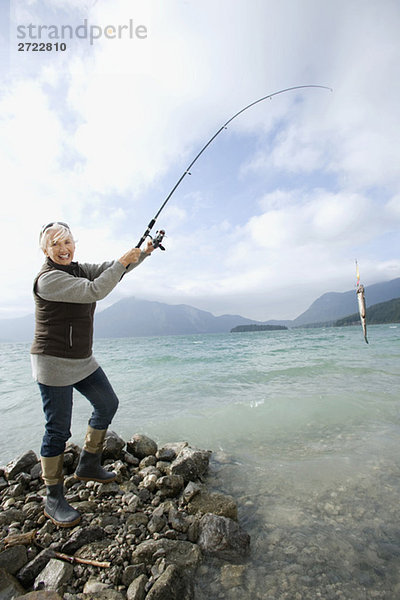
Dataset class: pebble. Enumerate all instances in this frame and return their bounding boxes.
[0,434,247,599]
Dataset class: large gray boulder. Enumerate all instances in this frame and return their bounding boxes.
[4,451,38,480]
[126,574,148,600]
[167,446,211,483]
[33,559,73,594]
[146,564,193,600]
[103,431,125,460]
[17,549,56,588]
[130,539,202,570]
[0,545,28,575]
[127,435,158,459]
[197,513,250,561]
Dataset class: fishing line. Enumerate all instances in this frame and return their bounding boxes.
[135,84,333,250]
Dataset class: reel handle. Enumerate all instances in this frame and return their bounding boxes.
[151,229,166,251]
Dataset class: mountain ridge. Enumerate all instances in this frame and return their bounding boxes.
[0,277,398,342]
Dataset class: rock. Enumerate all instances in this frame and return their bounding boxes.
[181,482,202,504]
[131,539,202,570]
[15,592,63,600]
[167,447,211,483]
[4,451,38,481]
[70,500,97,513]
[187,491,238,520]
[140,474,157,493]
[122,564,147,587]
[197,513,250,561]
[156,443,188,462]
[6,483,24,498]
[146,564,193,600]
[0,568,26,600]
[0,509,24,526]
[168,507,189,533]
[29,463,42,480]
[22,501,43,521]
[61,526,106,554]
[126,435,157,459]
[82,592,125,600]
[96,482,121,497]
[156,475,184,498]
[83,578,111,593]
[120,452,137,467]
[103,431,125,460]
[0,478,8,492]
[17,549,56,588]
[126,574,148,600]
[220,564,247,588]
[74,539,111,560]
[33,559,73,593]
[126,513,149,529]
[139,456,157,468]
[0,545,28,575]
[147,515,165,534]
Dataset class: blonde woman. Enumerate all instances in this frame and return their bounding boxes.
[31,222,154,526]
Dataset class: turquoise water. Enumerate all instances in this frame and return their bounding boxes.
[1,324,400,598]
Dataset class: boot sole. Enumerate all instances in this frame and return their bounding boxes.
[74,474,117,483]
[44,510,81,528]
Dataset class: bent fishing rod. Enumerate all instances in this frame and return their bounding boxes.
[136,84,332,251]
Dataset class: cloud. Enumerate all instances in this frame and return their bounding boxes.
[1,0,399,320]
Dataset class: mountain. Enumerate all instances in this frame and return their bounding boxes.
[292,278,400,326]
[335,297,400,327]
[94,297,257,338]
[0,278,399,341]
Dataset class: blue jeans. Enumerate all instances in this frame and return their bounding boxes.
[39,367,119,457]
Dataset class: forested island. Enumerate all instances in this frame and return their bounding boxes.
[334,297,400,327]
[231,324,288,333]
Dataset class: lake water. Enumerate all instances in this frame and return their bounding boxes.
[1,324,399,598]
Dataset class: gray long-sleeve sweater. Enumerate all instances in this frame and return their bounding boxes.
[31,253,148,386]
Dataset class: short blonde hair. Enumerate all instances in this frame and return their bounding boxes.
[39,222,74,252]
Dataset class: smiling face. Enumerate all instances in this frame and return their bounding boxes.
[43,227,76,265]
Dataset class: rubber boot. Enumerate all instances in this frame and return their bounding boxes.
[75,426,116,483]
[41,455,81,527]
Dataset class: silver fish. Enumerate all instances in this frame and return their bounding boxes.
[356,283,368,344]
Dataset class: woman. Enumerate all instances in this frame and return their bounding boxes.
[31,222,154,527]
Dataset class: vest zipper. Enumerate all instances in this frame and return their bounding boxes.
[69,324,73,348]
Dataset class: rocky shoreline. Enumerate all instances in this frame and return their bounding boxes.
[0,433,250,600]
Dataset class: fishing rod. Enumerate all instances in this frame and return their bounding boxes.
[136,84,333,250]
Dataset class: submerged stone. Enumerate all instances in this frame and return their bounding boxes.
[187,491,238,520]
[197,513,250,561]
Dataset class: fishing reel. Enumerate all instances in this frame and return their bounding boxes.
[149,229,166,251]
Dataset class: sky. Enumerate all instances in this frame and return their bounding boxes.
[0,0,399,322]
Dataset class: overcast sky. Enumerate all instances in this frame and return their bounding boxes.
[1,0,399,321]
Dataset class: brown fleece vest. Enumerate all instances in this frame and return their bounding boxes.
[30,260,96,359]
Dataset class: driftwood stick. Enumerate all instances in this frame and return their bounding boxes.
[54,551,111,568]
[4,530,36,548]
